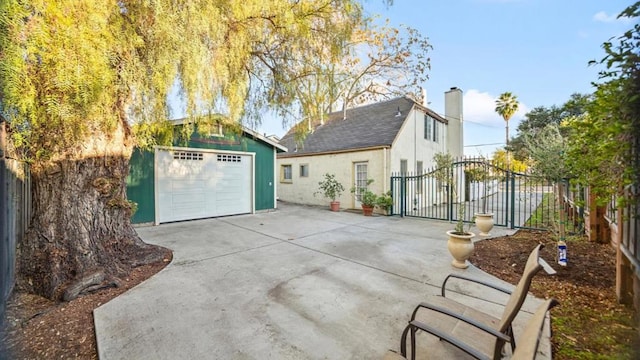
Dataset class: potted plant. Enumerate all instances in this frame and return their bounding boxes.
[434,152,475,269]
[351,179,377,216]
[315,173,345,211]
[474,158,494,236]
[376,191,393,215]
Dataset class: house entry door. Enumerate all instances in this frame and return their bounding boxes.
[353,162,368,208]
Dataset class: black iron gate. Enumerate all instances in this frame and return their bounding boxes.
[390,159,557,230]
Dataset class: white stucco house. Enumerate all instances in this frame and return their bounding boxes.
[276,87,464,210]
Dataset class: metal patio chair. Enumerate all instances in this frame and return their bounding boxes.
[389,243,545,359]
[384,298,559,360]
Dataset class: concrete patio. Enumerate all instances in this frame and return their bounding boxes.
[94,202,550,359]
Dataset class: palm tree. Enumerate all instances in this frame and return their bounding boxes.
[495,92,520,170]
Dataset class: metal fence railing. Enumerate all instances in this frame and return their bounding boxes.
[390,158,557,231]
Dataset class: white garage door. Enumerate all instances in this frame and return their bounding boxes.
[156,149,253,223]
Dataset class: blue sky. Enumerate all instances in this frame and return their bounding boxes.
[255,0,635,156]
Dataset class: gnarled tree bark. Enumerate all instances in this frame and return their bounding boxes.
[16,122,167,300]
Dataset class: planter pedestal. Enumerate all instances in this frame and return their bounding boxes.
[447,230,475,269]
[474,213,494,236]
[330,201,340,212]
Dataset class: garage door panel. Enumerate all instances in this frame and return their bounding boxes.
[170,191,206,205]
[216,191,241,201]
[215,201,245,216]
[170,203,205,215]
[216,179,242,188]
[165,206,205,222]
[156,149,252,223]
[171,179,205,191]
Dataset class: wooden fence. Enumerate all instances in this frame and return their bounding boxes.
[563,182,640,310]
[616,185,639,311]
[563,185,616,244]
[1,121,32,322]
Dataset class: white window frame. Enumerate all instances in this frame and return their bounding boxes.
[353,162,368,207]
[299,164,309,178]
[281,164,292,183]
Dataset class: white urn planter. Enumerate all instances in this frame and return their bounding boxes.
[447,230,475,269]
[474,213,494,236]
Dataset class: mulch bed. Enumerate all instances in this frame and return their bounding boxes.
[471,230,639,359]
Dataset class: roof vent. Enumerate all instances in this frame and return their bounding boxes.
[395,107,402,117]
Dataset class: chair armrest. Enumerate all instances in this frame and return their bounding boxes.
[408,319,492,360]
[441,273,512,298]
[410,302,511,343]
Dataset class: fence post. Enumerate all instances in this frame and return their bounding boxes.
[587,191,610,243]
[448,166,453,222]
[0,118,7,322]
[400,173,406,217]
[616,202,634,305]
[510,172,516,229]
[390,175,394,217]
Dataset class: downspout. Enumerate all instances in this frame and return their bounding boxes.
[383,147,387,191]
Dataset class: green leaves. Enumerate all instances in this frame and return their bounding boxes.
[1,0,366,162]
[563,1,639,202]
[522,123,568,182]
[495,92,519,123]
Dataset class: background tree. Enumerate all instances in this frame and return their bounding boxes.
[334,21,432,117]
[510,93,590,161]
[282,19,432,141]
[565,2,639,205]
[494,92,519,170]
[489,149,528,173]
[562,1,638,245]
[522,123,570,246]
[0,0,364,300]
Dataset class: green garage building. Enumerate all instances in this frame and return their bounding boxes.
[126,123,286,225]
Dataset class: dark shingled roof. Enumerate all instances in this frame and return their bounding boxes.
[279,97,444,156]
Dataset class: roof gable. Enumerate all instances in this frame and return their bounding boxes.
[169,118,287,152]
[279,97,443,155]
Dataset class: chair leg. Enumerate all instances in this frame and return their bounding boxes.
[508,326,516,352]
[400,323,412,357]
[410,326,417,360]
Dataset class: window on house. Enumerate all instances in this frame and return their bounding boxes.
[424,115,432,141]
[300,164,309,177]
[433,120,438,143]
[400,159,408,175]
[424,115,439,143]
[281,164,292,183]
[207,123,224,137]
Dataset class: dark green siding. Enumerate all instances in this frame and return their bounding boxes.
[254,147,275,210]
[126,149,155,224]
[126,129,278,224]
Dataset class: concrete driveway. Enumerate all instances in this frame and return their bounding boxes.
[94,202,547,359]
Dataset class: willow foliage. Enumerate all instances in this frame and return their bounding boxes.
[0,0,363,161]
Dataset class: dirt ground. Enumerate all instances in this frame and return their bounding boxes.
[1,230,638,359]
[472,230,639,360]
[0,248,172,360]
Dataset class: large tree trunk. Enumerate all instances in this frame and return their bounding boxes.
[16,123,167,300]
